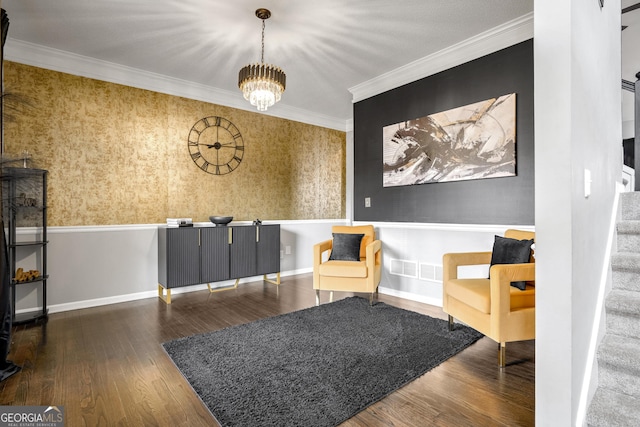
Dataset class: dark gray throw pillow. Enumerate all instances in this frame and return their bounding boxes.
[329,233,365,261]
[489,235,534,290]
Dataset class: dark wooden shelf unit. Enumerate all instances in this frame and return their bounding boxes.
[1,167,48,324]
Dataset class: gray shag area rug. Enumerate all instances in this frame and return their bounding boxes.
[162,296,483,427]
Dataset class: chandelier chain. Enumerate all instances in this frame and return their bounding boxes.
[261,19,265,64]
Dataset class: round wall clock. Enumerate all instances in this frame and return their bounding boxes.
[187,116,244,175]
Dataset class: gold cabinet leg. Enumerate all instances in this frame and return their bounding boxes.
[158,285,171,304]
[263,272,281,285]
[499,342,506,368]
[329,291,334,303]
[315,290,320,306]
[448,315,454,331]
[207,279,240,293]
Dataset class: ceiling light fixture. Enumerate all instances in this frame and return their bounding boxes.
[238,8,286,112]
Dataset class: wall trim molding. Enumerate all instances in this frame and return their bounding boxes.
[11,219,350,234]
[4,39,348,132]
[29,269,436,316]
[4,12,533,133]
[354,221,535,233]
[379,286,443,308]
[348,12,534,103]
[16,220,533,235]
[25,269,313,315]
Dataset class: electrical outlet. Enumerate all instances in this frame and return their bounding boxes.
[364,197,371,207]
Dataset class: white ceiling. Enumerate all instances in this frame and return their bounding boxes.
[1,1,636,128]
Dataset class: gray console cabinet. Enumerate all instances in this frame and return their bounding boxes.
[158,224,280,303]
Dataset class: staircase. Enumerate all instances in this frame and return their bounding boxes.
[587,191,640,426]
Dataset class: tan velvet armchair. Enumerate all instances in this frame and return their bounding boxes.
[442,229,535,368]
[313,225,382,306]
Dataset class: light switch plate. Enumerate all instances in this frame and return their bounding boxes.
[584,169,592,198]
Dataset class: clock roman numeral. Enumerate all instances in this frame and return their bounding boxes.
[188,131,202,145]
[191,152,201,161]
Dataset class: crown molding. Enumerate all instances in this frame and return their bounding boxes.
[4,39,349,132]
[348,12,534,103]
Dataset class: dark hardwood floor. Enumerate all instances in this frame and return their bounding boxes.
[0,274,534,426]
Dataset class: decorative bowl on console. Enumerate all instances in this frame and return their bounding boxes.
[209,216,233,226]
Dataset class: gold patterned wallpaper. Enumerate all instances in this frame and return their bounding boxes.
[2,62,346,226]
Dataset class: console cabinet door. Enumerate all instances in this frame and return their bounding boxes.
[159,227,200,288]
[201,227,230,283]
[229,226,257,278]
[257,224,280,275]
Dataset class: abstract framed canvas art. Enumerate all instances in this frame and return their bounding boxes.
[383,93,516,187]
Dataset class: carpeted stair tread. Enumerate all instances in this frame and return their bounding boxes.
[611,253,640,292]
[617,221,640,252]
[611,252,640,272]
[587,387,640,427]
[597,334,640,377]
[606,289,640,317]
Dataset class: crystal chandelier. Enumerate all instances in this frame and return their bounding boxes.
[238,8,286,112]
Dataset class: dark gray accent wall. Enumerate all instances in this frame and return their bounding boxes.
[353,39,534,224]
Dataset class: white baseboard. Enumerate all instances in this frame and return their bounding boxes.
[37,268,314,315]
[33,267,441,315]
[378,286,443,307]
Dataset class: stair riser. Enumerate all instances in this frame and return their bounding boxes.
[607,313,640,339]
[598,347,640,376]
[611,270,640,292]
[599,365,640,397]
[617,233,640,253]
